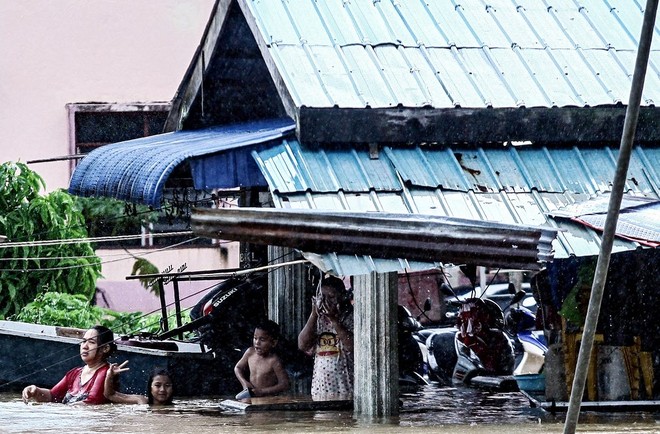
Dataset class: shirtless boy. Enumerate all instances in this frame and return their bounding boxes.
[234,319,290,398]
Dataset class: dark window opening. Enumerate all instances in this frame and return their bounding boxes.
[74,110,168,154]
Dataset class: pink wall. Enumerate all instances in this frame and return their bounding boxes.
[0,0,215,191]
[0,1,239,315]
[95,279,222,315]
[94,241,239,313]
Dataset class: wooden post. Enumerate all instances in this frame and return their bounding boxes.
[353,272,399,417]
[268,246,312,395]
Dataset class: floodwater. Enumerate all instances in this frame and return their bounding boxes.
[0,385,658,434]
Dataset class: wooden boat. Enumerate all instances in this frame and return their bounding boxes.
[0,320,235,397]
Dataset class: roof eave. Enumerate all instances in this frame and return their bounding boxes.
[298,105,660,145]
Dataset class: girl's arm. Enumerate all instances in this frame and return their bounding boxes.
[298,298,319,355]
[104,362,148,404]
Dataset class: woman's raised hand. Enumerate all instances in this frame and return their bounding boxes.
[106,360,130,380]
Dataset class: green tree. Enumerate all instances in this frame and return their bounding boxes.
[74,196,162,294]
[0,162,102,317]
[74,196,158,240]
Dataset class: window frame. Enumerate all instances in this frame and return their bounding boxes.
[66,102,171,177]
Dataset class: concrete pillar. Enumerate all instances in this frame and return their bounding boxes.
[267,246,313,394]
[353,271,399,417]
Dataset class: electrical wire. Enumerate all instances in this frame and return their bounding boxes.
[0,237,202,272]
[0,239,238,263]
[0,231,193,249]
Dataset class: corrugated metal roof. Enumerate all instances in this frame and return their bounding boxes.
[548,195,660,246]
[246,0,660,109]
[252,139,659,275]
[191,207,557,270]
[68,119,295,207]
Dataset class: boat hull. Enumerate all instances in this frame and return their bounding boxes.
[0,321,237,397]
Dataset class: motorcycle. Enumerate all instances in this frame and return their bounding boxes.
[426,282,545,391]
[505,301,548,393]
[157,275,268,352]
[398,304,430,388]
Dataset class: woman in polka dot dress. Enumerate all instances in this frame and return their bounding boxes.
[298,276,354,401]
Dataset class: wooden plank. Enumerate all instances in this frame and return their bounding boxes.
[220,396,353,412]
[519,391,660,413]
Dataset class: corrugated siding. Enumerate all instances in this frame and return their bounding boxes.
[246,0,660,109]
[253,140,659,275]
[68,119,295,207]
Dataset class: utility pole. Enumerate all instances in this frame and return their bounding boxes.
[563,2,658,433]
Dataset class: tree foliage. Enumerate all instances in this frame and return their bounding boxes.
[0,162,102,317]
[13,291,163,336]
[74,196,158,239]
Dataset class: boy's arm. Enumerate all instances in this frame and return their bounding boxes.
[252,358,290,397]
[233,348,255,390]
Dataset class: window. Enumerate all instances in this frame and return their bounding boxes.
[68,102,179,249]
[67,102,170,157]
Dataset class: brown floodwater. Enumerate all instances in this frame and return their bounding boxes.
[1,385,658,433]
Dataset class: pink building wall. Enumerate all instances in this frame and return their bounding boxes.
[0,1,239,313]
[0,0,215,190]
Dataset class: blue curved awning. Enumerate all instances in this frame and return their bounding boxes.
[68,118,295,207]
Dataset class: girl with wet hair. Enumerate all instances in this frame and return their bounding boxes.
[104,364,175,406]
[146,367,174,405]
[22,325,117,405]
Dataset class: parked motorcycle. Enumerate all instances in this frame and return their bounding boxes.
[505,302,548,393]
[398,304,430,387]
[426,282,543,391]
[158,275,268,354]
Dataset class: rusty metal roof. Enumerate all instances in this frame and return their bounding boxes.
[246,0,660,110]
[191,207,557,270]
[252,138,659,275]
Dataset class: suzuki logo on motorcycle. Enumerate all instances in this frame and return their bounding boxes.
[212,286,241,307]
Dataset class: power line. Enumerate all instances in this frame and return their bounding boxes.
[0,237,200,272]
[0,239,236,262]
[0,231,193,249]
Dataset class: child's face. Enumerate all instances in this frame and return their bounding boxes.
[253,328,276,356]
[150,374,173,405]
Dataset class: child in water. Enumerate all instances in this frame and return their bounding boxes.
[234,319,290,399]
[104,363,174,406]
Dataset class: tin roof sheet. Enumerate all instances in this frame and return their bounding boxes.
[246,0,660,109]
[68,119,295,207]
[252,139,659,275]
